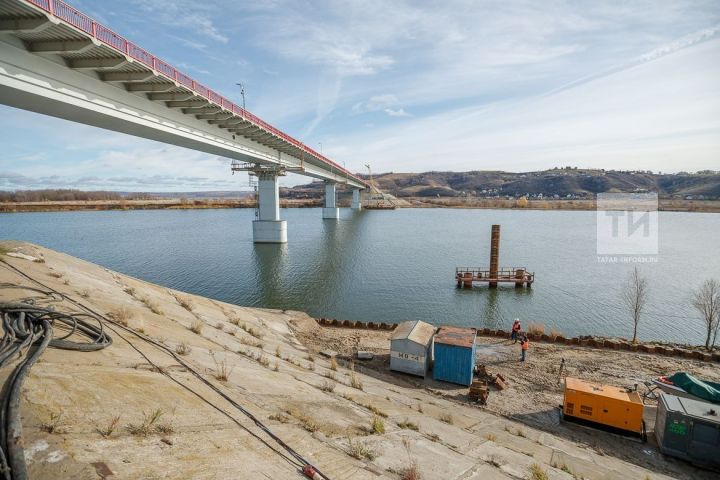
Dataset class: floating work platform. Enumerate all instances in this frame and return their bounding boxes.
[455,224,535,288]
[456,267,534,288]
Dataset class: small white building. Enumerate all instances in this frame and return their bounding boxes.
[390,320,435,377]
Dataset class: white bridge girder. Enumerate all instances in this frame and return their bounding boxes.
[0,9,365,187]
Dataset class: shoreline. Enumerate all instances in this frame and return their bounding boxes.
[1,241,718,479]
[1,197,719,213]
[315,318,720,362]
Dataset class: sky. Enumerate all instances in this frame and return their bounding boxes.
[1,0,719,191]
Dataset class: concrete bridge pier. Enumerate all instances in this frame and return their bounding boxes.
[351,188,362,210]
[253,172,287,243]
[322,181,339,219]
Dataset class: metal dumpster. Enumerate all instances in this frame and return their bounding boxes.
[655,394,720,468]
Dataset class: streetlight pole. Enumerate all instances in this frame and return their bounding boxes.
[235,83,246,110]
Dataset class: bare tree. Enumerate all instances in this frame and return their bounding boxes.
[622,266,649,343]
[693,279,720,351]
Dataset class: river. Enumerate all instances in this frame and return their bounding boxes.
[2,207,718,344]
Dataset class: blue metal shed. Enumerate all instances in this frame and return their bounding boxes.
[433,326,477,386]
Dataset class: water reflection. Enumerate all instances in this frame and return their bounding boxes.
[250,212,366,311]
[251,243,288,307]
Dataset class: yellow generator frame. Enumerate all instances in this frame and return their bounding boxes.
[563,377,644,435]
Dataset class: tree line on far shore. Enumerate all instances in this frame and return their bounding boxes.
[0,189,153,202]
[624,267,720,351]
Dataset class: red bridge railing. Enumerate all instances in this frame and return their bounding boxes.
[23,0,366,186]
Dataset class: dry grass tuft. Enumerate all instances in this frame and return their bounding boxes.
[39,411,64,434]
[175,342,191,356]
[240,323,263,339]
[347,434,376,460]
[212,354,233,382]
[320,380,336,392]
[123,286,136,296]
[240,336,263,349]
[529,463,548,480]
[189,320,203,334]
[215,321,224,329]
[527,323,545,336]
[549,328,563,340]
[177,295,194,312]
[330,356,338,371]
[484,433,496,442]
[140,296,163,315]
[79,289,91,298]
[400,465,421,480]
[439,413,454,424]
[400,437,421,480]
[97,414,121,438]
[370,415,385,434]
[269,412,289,423]
[363,403,387,418]
[109,307,132,326]
[397,418,419,431]
[275,345,282,357]
[349,363,363,390]
[126,409,166,436]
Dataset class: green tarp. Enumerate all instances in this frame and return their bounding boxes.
[668,372,720,404]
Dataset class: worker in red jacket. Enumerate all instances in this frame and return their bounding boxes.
[520,335,529,362]
[511,319,522,343]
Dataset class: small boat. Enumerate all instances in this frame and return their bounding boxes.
[652,373,720,404]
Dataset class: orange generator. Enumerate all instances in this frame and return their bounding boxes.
[562,377,645,436]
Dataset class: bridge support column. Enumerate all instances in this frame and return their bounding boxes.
[253,172,287,243]
[322,181,339,219]
[351,188,362,210]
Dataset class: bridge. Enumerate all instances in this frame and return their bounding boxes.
[0,0,369,243]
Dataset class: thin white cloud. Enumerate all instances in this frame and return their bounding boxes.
[130,0,228,44]
[384,108,411,117]
[352,94,399,113]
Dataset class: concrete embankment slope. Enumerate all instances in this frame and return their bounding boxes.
[0,241,703,479]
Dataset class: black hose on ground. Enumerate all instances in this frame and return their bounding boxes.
[0,292,113,480]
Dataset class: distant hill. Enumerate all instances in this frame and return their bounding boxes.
[295,169,720,199]
[3,170,718,203]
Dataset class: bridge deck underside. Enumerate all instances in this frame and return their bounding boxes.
[0,0,367,188]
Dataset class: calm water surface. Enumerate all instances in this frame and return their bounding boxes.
[2,208,718,344]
